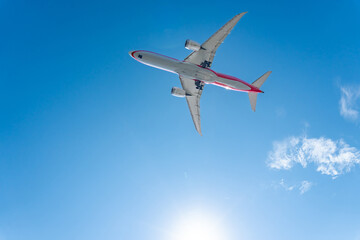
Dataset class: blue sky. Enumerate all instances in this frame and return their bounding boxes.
[1,0,360,239]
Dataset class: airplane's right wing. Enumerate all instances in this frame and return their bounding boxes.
[184,12,247,68]
[179,75,205,135]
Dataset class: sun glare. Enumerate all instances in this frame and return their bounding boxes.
[170,210,227,240]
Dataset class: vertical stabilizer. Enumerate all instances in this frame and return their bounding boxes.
[248,92,258,112]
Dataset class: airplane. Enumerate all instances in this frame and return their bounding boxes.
[129,12,271,135]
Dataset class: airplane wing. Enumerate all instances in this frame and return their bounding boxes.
[184,12,247,68]
[180,12,246,134]
[179,75,205,135]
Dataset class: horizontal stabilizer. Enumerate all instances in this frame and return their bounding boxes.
[248,92,258,112]
[252,71,272,89]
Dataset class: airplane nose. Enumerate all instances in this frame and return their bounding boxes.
[128,51,135,57]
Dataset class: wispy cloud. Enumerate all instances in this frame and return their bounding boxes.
[279,178,295,191]
[299,180,313,194]
[339,86,360,121]
[268,135,360,178]
[273,179,313,194]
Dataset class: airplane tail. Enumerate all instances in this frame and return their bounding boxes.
[248,71,272,112]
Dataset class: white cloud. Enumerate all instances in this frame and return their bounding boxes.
[274,179,313,194]
[268,135,360,178]
[339,86,360,121]
[299,180,312,194]
[279,178,295,191]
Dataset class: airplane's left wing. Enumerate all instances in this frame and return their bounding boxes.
[184,12,247,68]
[179,75,205,135]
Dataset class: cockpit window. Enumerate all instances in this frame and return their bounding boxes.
[138,54,143,59]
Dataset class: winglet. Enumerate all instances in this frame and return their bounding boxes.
[194,119,202,135]
[234,12,248,22]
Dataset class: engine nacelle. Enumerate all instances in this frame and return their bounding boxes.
[171,87,186,98]
[185,39,201,51]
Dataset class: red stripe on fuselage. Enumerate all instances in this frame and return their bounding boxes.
[205,68,262,93]
[211,81,238,91]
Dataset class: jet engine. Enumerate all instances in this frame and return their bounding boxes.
[185,39,201,51]
[171,87,186,97]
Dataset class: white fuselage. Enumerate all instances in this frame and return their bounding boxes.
[129,50,262,92]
